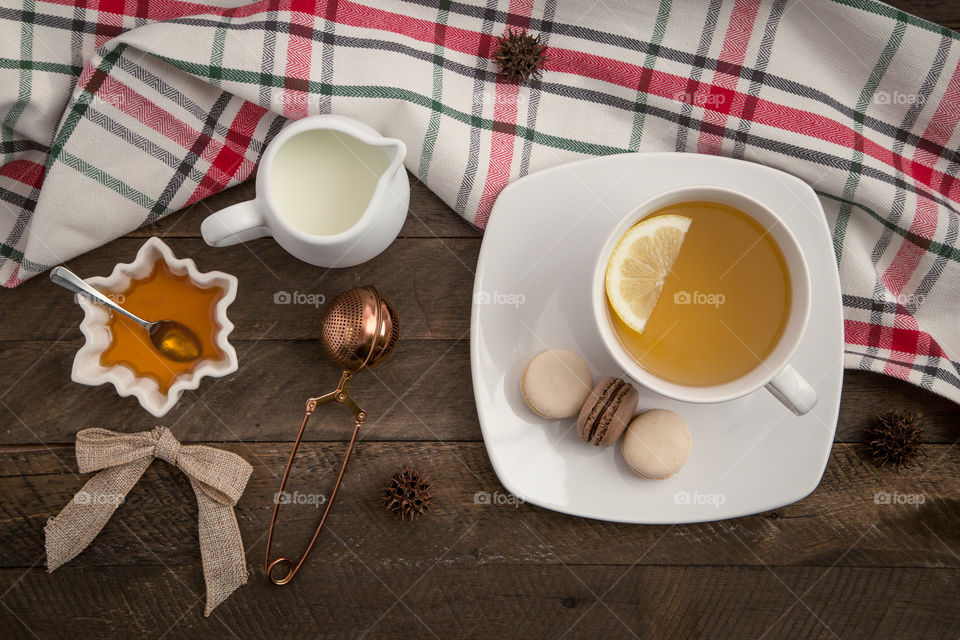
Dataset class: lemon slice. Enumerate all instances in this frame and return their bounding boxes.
[605,214,692,333]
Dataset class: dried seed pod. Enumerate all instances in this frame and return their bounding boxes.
[383,466,433,520]
[494,29,548,84]
[865,410,925,470]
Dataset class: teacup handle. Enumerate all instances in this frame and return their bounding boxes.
[765,364,818,416]
[201,200,271,247]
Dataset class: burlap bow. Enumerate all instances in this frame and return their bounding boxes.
[44,427,253,616]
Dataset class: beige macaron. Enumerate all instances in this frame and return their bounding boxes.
[521,349,593,419]
[621,409,692,479]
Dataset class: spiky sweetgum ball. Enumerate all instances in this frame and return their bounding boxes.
[383,466,434,520]
[864,410,925,470]
[494,29,548,84]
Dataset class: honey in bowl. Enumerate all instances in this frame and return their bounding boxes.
[608,201,791,387]
[99,259,226,394]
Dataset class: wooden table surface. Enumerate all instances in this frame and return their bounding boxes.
[2,1,960,638]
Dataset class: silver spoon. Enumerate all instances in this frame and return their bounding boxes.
[50,265,202,363]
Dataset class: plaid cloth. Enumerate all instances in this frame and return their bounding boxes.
[1,0,959,403]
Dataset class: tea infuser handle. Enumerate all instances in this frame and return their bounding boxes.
[264,374,367,585]
[265,417,363,585]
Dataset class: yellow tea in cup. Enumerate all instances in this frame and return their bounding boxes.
[608,201,791,387]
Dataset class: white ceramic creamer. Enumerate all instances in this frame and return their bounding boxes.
[201,115,409,268]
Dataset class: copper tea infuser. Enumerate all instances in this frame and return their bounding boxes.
[265,286,399,585]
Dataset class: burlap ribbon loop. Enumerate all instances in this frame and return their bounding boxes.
[44,427,253,616]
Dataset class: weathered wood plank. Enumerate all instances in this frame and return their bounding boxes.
[889,0,960,28]
[0,563,956,639]
[0,237,479,342]
[126,174,480,240]
[1,337,955,444]
[0,340,475,444]
[1,442,958,569]
[837,370,960,442]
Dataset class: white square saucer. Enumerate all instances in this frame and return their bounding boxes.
[471,153,843,523]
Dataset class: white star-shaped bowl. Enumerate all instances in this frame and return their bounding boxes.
[71,237,238,417]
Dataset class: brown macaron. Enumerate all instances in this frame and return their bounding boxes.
[577,377,640,447]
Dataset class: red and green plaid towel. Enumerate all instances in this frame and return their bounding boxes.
[2,0,959,403]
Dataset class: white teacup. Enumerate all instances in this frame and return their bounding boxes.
[592,186,818,416]
[201,114,409,268]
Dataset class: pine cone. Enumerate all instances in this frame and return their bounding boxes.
[494,29,548,84]
[383,466,433,520]
[865,410,925,470]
